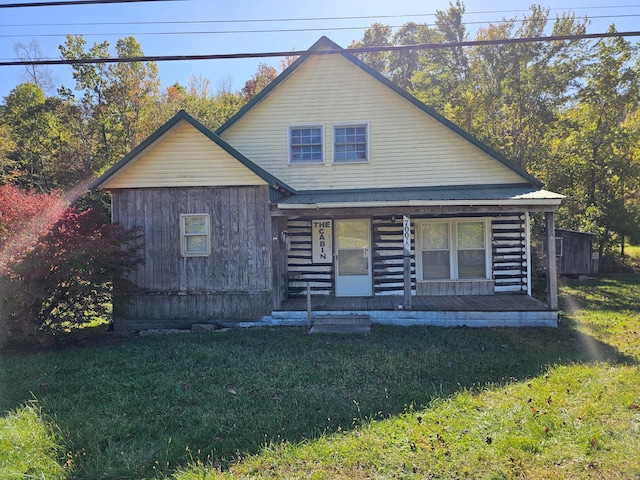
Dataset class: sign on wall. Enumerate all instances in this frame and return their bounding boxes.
[403,215,411,254]
[312,220,333,263]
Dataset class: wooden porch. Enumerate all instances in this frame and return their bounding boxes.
[265,294,558,328]
[278,294,550,312]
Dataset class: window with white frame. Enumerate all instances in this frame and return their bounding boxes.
[180,214,210,257]
[418,219,490,281]
[289,126,323,164]
[333,124,368,163]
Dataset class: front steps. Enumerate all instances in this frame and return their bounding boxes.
[308,314,371,334]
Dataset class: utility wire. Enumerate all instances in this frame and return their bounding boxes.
[1,30,638,67]
[0,0,184,8]
[3,14,640,39]
[2,4,639,26]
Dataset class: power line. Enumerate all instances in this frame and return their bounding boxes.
[3,14,640,40]
[1,30,638,67]
[0,0,184,8]
[2,4,639,27]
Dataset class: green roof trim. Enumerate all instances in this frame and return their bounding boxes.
[90,110,294,193]
[216,36,542,189]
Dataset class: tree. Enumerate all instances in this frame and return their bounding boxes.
[1,83,91,191]
[157,75,243,131]
[240,63,278,102]
[59,35,160,174]
[13,38,58,94]
[545,29,640,256]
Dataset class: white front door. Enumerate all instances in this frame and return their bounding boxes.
[335,219,372,296]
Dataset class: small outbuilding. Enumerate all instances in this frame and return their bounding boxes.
[555,229,598,277]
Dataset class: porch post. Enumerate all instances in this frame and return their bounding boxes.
[403,215,412,309]
[545,211,558,310]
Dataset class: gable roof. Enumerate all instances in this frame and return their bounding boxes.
[216,36,543,189]
[90,110,294,192]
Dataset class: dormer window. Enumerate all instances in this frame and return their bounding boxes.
[333,124,369,163]
[289,125,323,164]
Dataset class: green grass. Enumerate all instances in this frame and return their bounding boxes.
[1,275,639,479]
[0,403,66,479]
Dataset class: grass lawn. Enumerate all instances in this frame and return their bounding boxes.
[1,274,639,479]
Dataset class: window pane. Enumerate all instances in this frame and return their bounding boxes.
[334,125,367,162]
[186,235,208,254]
[458,222,484,249]
[422,223,449,250]
[422,251,450,280]
[335,144,366,161]
[291,127,322,162]
[458,250,485,278]
[185,216,207,234]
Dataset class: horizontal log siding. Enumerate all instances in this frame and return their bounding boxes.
[373,217,414,295]
[492,215,528,293]
[104,122,268,189]
[111,186,273,329]
[286,219,333,295]
[286,213,529,298]
[220,53,525,191]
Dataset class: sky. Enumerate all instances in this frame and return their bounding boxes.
[1,0,640,100]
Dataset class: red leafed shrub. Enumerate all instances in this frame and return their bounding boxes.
[0,185,66,275]
[1,187,143,347]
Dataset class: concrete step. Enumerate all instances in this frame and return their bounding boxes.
[309,315,371,334]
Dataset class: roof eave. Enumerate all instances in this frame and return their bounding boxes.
[277,198,564,210]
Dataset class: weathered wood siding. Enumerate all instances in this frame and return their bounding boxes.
[556,230,594,276]
[220,53,526,191]
[111,185,273,330]
[104,121,268,189]
[286,213,529,297]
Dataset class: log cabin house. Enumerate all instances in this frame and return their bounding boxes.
[91,36,564,331]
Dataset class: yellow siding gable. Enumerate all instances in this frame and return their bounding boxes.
[102,121,267,189]
[220,53,526,191]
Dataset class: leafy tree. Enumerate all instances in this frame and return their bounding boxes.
[349,23,393,75]
[59,35,160,174]
[157,75,242,131]
[546,30,640,255]
[240,62,278,102]
[1,83,92,191]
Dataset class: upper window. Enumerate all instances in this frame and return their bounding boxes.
[418,219,490,281]
[289,126,323,164]
[333,124,368,163]
[180,214,210,257]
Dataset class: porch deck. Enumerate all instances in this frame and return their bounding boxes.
[266,294,558,328]
[279,294,550,312]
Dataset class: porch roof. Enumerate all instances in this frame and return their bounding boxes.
[276,184,564,209]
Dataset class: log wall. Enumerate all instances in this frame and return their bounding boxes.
[286,213,529,297]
